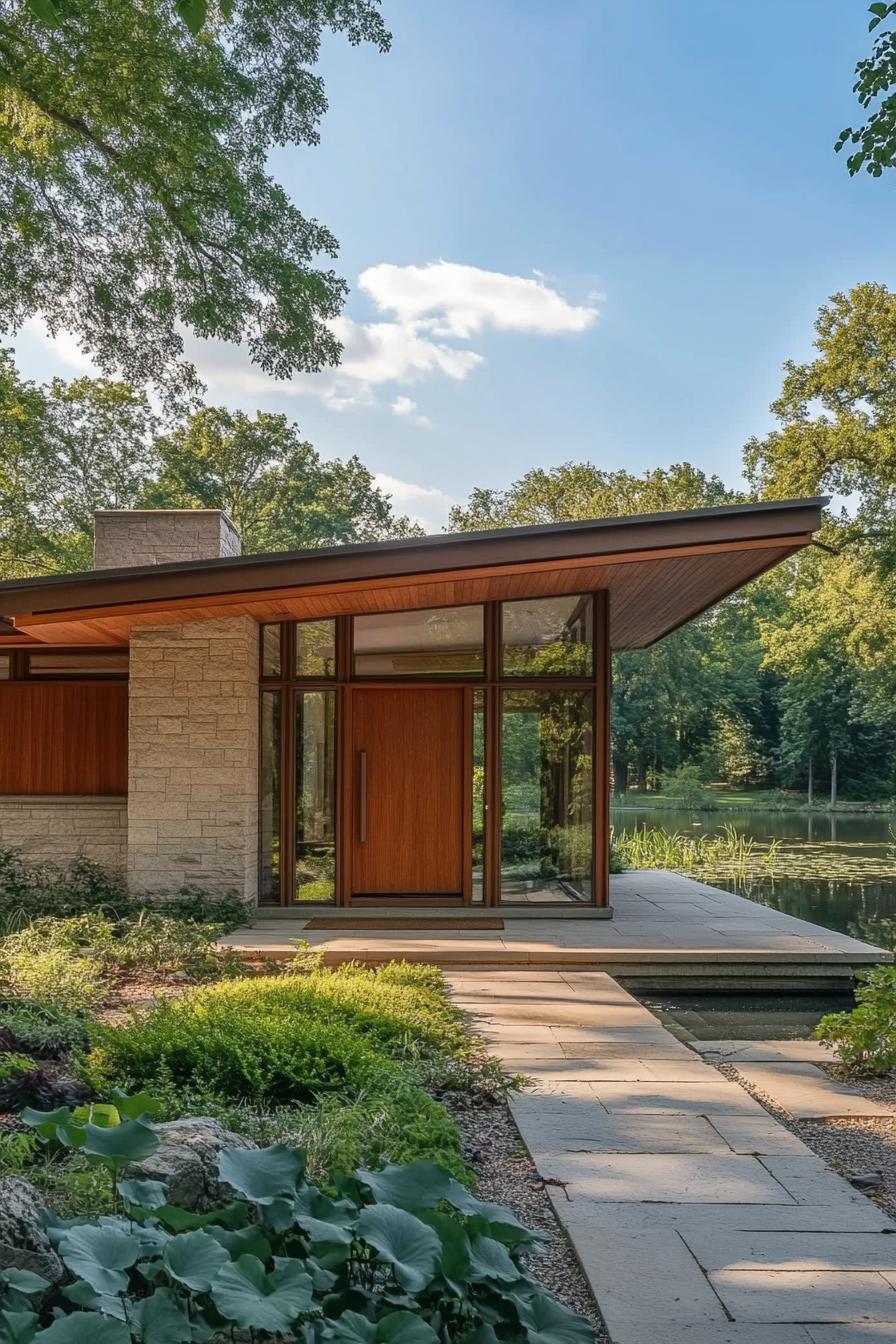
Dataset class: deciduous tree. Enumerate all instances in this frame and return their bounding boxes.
[0,352,418,578]
[0,0,389,404]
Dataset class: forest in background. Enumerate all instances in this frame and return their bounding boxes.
[4,281,896,808]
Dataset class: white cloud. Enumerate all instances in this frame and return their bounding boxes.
[359,260,599,339]
[390,395,432,428]
[20,260,599,416]
[373,472,455,532]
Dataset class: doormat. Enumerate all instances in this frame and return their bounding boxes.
[304,917,505,931]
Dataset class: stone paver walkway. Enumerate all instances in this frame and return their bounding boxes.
[446,970,896,1344]
[693,1042,896,1120]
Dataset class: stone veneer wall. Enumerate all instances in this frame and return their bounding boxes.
[0,797,128,867]
[93,510,241,570]
[127,616,259,902]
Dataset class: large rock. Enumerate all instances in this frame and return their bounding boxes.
[126,1117,257,1211]
[0,1177,64,1283]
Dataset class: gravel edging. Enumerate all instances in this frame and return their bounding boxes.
[714,1061,896,1221]
[446,1095,608,1343]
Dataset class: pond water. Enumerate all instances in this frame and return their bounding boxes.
[636,989,854,1040]
[611,805,896,950]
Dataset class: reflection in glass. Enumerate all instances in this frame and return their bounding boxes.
[295,691,336,902]
[502,595,593,676]
[261,625,281,677]
[500,689,593,903]
[26,653,129,676]
[259,691,281,903]
[353,606,484,677]
[472,691,485,902]
[0,656,9,680]
[296,620,336,677]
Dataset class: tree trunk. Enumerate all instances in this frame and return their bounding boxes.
[807,755,813,809]
[612,752,628,796]
[830,750,838,809]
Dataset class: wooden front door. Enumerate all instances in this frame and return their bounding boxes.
[351,687,466,898]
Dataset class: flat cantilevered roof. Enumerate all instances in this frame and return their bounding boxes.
[0,496,826,649]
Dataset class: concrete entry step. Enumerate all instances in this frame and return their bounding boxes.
[224,871,891,989]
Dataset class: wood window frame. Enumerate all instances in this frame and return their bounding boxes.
[258,595,611,909]
[0,648,129,681]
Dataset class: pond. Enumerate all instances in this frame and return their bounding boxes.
[611,805,896,951]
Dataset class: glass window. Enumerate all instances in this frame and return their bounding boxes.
[353,606,484,677]
[26,652,129,677]
[296,620,336,678]
[295,691,337,902]
[500,689,593,903]
[261,625,281,677]
[0,655,10,680]
[259,691,281,904]
[502,595,593,677]
[472,690,486,903]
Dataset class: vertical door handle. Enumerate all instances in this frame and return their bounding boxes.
[358,750,368,843]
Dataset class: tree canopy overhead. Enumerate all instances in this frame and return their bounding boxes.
[0,0,389,403]
[0,350,418,578]
[448,462,737,532]
[837,1,896,177]
[744,281,896,570]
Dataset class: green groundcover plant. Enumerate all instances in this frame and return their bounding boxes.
[0,913,246,1012]
[5,1095,595,1344]
[815,965,896,1074]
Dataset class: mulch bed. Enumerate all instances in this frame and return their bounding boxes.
[446,1094,609,1343]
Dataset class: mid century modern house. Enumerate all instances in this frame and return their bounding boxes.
[0,498,824,915]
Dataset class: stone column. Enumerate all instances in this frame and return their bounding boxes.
[127,616,259,904]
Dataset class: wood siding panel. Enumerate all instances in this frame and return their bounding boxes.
[0,683,128,795]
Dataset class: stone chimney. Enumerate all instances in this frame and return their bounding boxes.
[93,509,241,570]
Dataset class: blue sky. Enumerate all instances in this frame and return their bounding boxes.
[16,0,896,529]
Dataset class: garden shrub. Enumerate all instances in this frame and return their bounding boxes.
[0,998,91,1058]
[84,994,405,1104]
[0,847,249,934]
[85,965,502,1099]
[0,850,130,933]
[273,961,470,1057]
[660,763,716,808]
[815,964,896,1074]
[0,928,108,1011]
[0,1051,86,1111]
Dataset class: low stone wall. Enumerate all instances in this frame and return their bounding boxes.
[0,796,128,868]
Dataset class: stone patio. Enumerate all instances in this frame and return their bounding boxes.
[446,969,896,1344]
[221,870,890,984]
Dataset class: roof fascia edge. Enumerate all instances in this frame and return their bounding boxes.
[0,500,824,620]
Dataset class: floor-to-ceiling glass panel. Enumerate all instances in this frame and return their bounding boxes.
[259,690,281,903]
[295,690,336,902]
[502,595,593,676]
[500,689,594,903]
[472,690,485,902]
[353,606,484,677]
